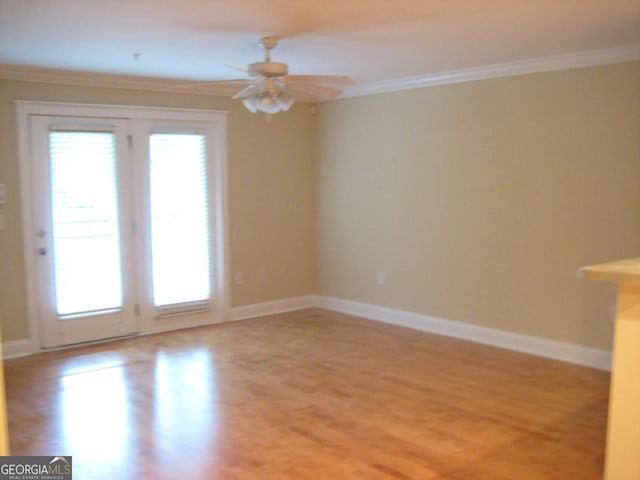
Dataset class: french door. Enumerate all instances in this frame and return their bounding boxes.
[20,103,228,349]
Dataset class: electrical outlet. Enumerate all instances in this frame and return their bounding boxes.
[234,272,244,285]
[376,270,387,285]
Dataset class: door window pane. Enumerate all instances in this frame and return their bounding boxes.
[49,131,123,316]
[149,133,211,307]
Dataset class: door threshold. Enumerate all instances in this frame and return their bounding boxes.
[40,333,139,353]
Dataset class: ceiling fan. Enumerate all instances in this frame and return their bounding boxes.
[219,36,356,114]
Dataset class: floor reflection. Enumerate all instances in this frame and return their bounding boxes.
[59,357,131,475]
[152,348,219,473]
[55,348,220,478]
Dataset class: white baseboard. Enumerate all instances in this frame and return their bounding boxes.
[316,296,612,371]
[1,296,317,359]
[2,338,36,359]
[231,295,317,321]
[5,295,611,371]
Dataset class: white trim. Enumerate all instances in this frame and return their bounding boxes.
[0,65,243,97]
[15,102,42,356]
[2,339,37,359]
[14,100,229,120]
[231,295,317,321]
[340,44,640,98]
[316,296,612,371]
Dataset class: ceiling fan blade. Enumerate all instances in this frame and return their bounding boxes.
[231,84,261,99]
[283,82,342,101]
[148,79,253,97]
[168,78,250,89]
[225,64,253,75]
[287,75,356,86]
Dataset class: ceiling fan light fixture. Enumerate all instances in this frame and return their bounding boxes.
[241,95,259,114]
[278,93,295,111]
[242,91,295,114]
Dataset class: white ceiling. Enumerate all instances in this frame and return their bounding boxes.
[1,0,639,95]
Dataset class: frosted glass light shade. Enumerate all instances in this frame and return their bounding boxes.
[242,92,295,114]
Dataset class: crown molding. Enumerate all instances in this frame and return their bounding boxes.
[340,43,640,98]
[2,43,639,100]
[0,64,242,96]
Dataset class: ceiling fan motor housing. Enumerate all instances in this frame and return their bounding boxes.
[248,61,288,77]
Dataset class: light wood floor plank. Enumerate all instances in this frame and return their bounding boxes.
[4,308,609,479]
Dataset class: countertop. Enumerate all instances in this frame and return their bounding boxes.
[579,257,640,285]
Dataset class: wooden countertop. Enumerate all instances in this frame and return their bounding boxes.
[579,257,640,285]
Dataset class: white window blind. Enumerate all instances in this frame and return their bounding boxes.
[149,132,211,308]
[49,130,124,317]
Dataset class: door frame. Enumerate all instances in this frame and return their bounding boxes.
[16,101,230,353]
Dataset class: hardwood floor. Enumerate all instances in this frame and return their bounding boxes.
[4,308,609,479]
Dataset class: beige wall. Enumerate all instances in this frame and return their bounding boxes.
[0,80,317,341]
[316,62,640,350]
[2,61,638,351]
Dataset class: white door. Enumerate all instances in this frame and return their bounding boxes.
[31,116,137,348]
[23,105,228,349]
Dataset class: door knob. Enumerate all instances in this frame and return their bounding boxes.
[37,247,47,255]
